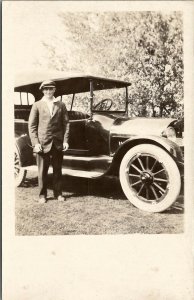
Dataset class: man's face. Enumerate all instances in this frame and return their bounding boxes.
[42,87,56,99]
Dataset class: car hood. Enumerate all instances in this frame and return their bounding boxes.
[110,116,176,136]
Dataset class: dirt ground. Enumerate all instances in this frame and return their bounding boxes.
[15,171,184,235]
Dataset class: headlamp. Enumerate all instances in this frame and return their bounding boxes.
[162,126,177,142]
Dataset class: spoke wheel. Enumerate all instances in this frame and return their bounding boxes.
[119,144,181,212]
[15,147,27,187]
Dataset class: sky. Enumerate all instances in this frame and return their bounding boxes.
[8,1,120,73]
[12,2,64,72]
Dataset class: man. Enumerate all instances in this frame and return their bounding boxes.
[28,80,69,203]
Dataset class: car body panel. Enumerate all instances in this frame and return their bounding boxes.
[15,133,35,167]
[85,114,115,155]
[111,135,183,164]
[68,119,88,152]
[110,116,176,136]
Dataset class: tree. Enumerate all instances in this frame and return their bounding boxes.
[37,12,183,117]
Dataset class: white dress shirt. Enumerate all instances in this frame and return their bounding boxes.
[42,96,58,117]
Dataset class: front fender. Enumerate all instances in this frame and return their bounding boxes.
[110,135,184,174]
[15,134,35,167]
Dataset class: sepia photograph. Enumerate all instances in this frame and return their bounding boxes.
[3,1,194,299]
[14,6,184,236]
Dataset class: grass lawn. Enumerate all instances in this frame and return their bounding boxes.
[15,172,184,235]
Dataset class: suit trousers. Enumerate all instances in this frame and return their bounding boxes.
[36,144,63,198]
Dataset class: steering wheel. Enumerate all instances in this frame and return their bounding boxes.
[93,99,113,111]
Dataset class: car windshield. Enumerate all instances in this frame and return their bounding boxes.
[60,93,90,114]
[92,87,126,112]
[60,87,126,114]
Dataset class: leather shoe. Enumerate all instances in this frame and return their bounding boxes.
[39,197,47,204]
[57,195,66,202]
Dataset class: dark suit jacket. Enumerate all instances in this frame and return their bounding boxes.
[28,99,69,153]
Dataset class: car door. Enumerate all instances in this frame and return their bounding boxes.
[85,114,114,156]
[63,93,91,156]
[68,118,89,155]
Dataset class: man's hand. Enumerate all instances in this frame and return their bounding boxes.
[34,143,42,153]
[63,142,69,152]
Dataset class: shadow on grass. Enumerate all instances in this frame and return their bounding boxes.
[22,173,126,200]
[162,196,184,215]
[50,175,126,200]
[22,173,184,214]
[22,177,38,188]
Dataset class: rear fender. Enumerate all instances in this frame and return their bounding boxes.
[15,134,35,167]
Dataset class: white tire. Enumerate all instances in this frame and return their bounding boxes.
[119,144,181,213]
[15,147,27,187]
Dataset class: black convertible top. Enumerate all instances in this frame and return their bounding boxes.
[14,71,131,98]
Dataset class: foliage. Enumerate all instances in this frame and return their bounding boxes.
[37,12,183,118]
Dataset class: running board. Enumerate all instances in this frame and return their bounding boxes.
[23,166,104,178]
[62,155,112,172]
[62,155,112,162]
[62,169,104,178]
[24,155,112,177]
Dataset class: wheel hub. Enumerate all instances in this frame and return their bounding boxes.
[141,171,153,185]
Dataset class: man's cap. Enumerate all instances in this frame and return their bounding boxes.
[39,80,56,90]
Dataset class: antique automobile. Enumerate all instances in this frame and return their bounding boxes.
[14,72,184,213]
